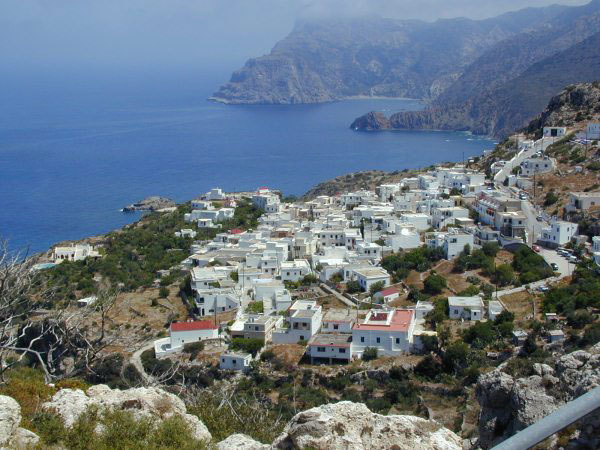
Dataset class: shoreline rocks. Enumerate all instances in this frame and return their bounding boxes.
[122,196,175,212]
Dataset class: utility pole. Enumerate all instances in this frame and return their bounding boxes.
[494,260,498,300]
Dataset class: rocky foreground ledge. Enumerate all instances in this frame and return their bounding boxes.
[0,386,462,449]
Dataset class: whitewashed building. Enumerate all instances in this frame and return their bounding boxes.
[352,309,416,357]
[539,221,578,248]
[219,352,252,372]
[448,296,484,321]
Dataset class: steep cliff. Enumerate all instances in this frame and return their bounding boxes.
[351,1,600,137]
[212,6,567,105]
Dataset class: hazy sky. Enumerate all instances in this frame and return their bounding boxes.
[0,0,590,72]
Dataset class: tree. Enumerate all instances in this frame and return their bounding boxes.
[346,280,361,294]
[482,242,500,258]
[369,281,386,296]
[423,272,447,295]
[362,347,378,361]
[159,286,169,298]
[494,264,515,287]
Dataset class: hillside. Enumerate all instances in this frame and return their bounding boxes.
[211,6,567,104]
[351,0,600,137]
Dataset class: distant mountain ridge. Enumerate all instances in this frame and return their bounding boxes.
[211,5,569,104]
[351,0,600,137]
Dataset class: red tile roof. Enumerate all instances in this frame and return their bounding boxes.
[229,228,244,234]
[353,309,413,332]
[378,287,399,297]
[171,320,218,332]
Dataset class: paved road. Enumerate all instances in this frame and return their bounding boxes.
[494,137,553,185]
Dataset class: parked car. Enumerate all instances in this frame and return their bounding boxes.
[532,245,540,252]
[551,263,559,271]
[569,256,579,264]
[537,285,550,292]
[537,216,544,222]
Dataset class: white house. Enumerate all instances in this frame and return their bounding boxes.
[352,309,416,357]
[431,207,469,229]
[539,221,578,248]
[543,126,566,138]
[205,187,226,201]
[154,320,219,358]
[488,300,504,322]
[566,192,600,213]
[356,242,382,261]
[219,351,252,372]
[426,229,474,259]
[307,333,353,364]
[52,244,100,263]
[593,236,600,266]
[373,287,400,304]
[352,268,391,292]
[194,288,241,316]
[584,122,600,140]
[230,314,283,342]
[520,156,556,176]
[321,308,354,334]
[280,259,312,282]
[386,225,421,252]
[414,301,434,319]
[272,300,323,344]
[252,191,280,213]
[448,296,484,321]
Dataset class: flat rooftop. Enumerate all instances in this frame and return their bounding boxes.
[309,333,352,347]
[323,308,354,322]
[449,296,484,308]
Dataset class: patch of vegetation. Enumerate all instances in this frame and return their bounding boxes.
[33,406,209,450]
[381,247,445,281]
[229,338,264,356]
[512,246,553,285]
[247,301,264,314]
[423,272,447,295]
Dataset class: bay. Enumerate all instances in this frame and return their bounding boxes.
[0,69,494,254]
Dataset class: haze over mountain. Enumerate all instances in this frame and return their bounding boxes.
[212,0,600,137]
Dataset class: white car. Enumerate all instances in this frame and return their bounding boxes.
[537,285,549,292]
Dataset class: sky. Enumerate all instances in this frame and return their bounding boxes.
[0,0,591,73]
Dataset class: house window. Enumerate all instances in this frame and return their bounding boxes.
[300,336,304,341]
[317,347,326,352]
[333,324,339,330]
[360,336,365,343]
[339,348,346,354]
[376,337,381,343]
[395,338,400,344]
[233,360,236,365]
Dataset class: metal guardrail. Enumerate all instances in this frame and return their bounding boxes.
[491,386,600,450]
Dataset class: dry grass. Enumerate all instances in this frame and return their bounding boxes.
[270,344,306,366]
[499,290,541,324]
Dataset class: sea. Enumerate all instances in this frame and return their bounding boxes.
[0,68,494,254]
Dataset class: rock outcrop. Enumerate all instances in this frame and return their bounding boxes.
[476,343,600,449]
[122,196,175,212]
[0,395,40,449]
[272,401,462,450]
[217,433,270,450]
[526,82,600,134]
[42,384,211,442]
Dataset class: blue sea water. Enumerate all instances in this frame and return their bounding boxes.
[0,69,494,254]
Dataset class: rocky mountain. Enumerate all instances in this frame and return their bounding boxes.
[211,6,568,104]
[352,1,600,137]
[526,81,600,133]
[476,343,600,449]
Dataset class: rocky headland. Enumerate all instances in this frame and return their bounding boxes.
[122,196,175,212]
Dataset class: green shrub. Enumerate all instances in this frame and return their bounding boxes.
[346,280,361,294]
[423,272,447,295]
[230,338,264,356]
[362,347,378,361]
